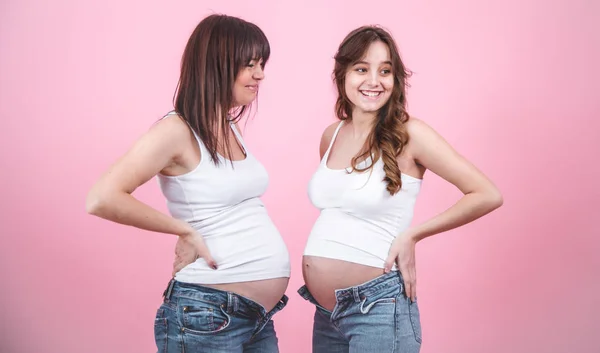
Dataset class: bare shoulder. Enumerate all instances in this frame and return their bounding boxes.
[134,113,194,163]
[151,113,193,141]
[405,117,447,150]
[319,121,341,159]
[86,113,194,197]
[404,116,502,205]
[321,121,340,144]
[405,117,435,138]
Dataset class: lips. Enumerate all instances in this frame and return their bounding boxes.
[360,90,383,99]
[246,85,258,92]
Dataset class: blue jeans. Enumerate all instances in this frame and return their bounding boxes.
[154,279,288,352]
[298,271,422,353]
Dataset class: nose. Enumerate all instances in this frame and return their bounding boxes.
[366,70,378,86]
[253,65,265,80]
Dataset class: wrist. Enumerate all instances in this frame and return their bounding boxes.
[177,221,194,237]
[402,228,422,243]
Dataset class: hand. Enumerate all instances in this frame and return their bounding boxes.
[384,233,417,302]
[172,231,217,277]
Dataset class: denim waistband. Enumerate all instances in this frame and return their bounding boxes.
[334,270,403,303]
[163,279,288,320]
[298,270,404,309]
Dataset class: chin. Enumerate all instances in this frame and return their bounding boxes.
[236,98,253,106]
[355,105,383,114]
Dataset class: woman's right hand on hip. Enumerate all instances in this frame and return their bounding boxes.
[172,231,217,276]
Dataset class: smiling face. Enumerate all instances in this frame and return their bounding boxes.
[232,58,265,106]
[344,41,394,118]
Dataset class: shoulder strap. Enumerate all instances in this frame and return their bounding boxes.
[229,122,248,153]
[160,110,204,148]
[322,120,344,160]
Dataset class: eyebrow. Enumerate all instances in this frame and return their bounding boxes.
[353,60,393,66]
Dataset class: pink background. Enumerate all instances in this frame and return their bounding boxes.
[1,0,598,352]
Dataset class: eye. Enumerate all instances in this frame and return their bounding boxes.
[381,69,391,75]
[355,67,367,73]
[247,59,265,69]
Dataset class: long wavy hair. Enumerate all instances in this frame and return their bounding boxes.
[173,14,270,164]
[333,26,412,195]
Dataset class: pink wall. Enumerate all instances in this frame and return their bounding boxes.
[1,0,598,352]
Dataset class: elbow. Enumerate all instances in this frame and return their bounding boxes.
[85,191,105,216]
[486,189,504,211]
[86,188,114,217]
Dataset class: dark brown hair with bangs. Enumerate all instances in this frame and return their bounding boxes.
[173,14,270,164]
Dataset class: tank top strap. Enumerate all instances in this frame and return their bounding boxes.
[160,110,207,152]
[322,120,345,162]
[229,122,248,153]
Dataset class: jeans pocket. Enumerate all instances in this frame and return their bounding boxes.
[408,300,422,344]
[180,301,231,335]
[154,308,168,353]
[359,296,397,314]
[359,282,401,314]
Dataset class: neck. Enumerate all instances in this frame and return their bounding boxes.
[214,106,233,129]
[348,110,377,138]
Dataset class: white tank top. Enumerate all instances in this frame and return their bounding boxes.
[304,121,422,268]
[156,111,290,284]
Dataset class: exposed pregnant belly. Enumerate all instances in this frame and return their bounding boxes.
[302,256,385,311]
[205,278,289,312]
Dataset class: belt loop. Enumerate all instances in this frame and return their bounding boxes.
[353,287,361,302]
[226,293,235,314]
[163,278,175,301]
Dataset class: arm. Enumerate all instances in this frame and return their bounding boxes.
[85,115,193,236]
[385,118,503,301]
[405,118,503,241]
[85,115,217,271]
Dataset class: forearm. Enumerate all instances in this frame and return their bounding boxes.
[86,191,192,236]
[408,191,502,242]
